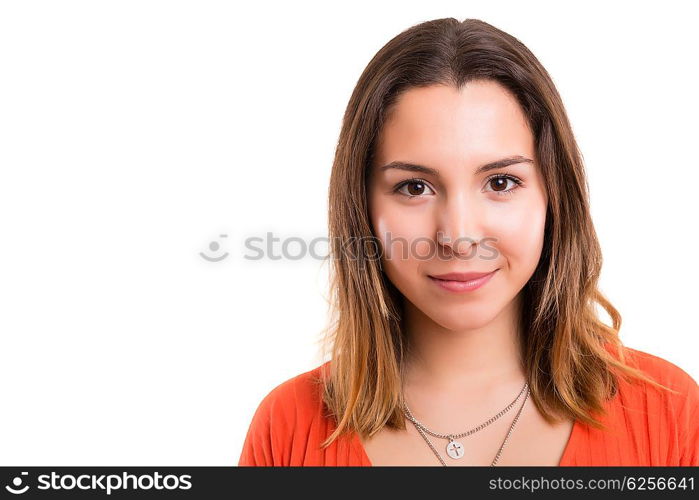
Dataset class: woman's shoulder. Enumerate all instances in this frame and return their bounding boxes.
[561,344,698,465]
[618,345,697,395]
[251,361,329,421]
[588,344,699,465]
[610,345,698,423]
[238,361,334,466]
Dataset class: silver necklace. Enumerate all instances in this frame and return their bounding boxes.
[402,382,528,458]
[402,383,530,466]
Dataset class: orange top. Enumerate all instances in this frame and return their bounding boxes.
[238,347,698,466]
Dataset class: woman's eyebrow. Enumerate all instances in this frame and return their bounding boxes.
[378,155,534,177]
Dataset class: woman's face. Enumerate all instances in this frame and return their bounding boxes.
[367,80,548,331]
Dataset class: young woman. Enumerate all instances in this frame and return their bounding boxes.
[238,17,698,466]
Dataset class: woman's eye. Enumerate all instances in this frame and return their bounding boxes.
[394,175,522,198]
[484,175,523,196]
[395,179,435,198]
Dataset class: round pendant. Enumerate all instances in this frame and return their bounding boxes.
[446,439,465,459]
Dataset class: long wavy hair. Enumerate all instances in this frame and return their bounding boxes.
[318,17,677,448]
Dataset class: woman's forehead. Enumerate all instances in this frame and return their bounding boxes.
[375,82,535,173]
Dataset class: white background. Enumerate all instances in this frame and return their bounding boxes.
[0,0,696,465]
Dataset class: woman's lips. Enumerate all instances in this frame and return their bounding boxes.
[428,269,498,293]
[429,270,495,281]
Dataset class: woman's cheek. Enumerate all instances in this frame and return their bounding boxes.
[493,202,547,279]
[375,206,433,260]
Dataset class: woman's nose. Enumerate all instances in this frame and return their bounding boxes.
[436,193,485,257]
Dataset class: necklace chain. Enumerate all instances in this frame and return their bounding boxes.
[402,382,528,439]
[401,382,530,466]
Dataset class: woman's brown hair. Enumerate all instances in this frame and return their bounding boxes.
[318,17,677,448]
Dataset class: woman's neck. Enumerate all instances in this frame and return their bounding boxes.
[400,295,526,395]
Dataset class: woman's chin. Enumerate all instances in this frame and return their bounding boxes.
[423,309,498,332]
